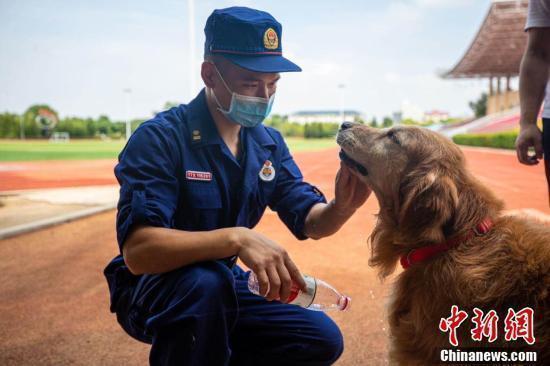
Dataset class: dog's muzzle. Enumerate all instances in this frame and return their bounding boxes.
[339,150,368,176]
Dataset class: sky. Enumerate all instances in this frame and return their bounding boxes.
[0,0,500,121]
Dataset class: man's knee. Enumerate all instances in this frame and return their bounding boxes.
[141,262,237,333]
[291,313,344,365]
[189,262,234,295]
[312,319,344,364]
[167,261,235,304]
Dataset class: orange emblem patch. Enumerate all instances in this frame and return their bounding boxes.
[259,160,276,181]
[263,28,278,50]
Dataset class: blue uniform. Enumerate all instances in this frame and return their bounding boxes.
[104,89,344,365]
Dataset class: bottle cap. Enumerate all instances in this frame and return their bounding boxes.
[338,296,351,311]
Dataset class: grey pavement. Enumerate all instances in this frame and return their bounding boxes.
[0,185,119,239]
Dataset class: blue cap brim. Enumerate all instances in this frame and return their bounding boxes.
[221,54,301,73]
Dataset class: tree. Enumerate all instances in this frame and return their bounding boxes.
[131,118,146,132]
[96,115,112,135]
[382,117,393,128]
[0,113,20,138]
[164,101,180,110]
[280,122,304,137]
[304,122,339,138]
[55,117,87,137]
[86,117,97,137]
[23,104,59,137]
[265,114,286,129]
[353,116,366,124]
[469,92,487,118]
[369,117,378,128]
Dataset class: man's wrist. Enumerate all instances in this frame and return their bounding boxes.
[519,119,538,128]
[226,227,246,253]
[329,199,356,217]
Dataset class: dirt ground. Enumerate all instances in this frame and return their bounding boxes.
[0,147,548,365]
[0,160,117,191]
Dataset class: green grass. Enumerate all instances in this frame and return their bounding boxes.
[285,137,337,152]
[0,139,126,161]
[452,131,518,150]
[0,137,337,162]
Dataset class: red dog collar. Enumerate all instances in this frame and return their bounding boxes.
[400,218,494,269]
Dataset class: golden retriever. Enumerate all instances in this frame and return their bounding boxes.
[336,123,549,365]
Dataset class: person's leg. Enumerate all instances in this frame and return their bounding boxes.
[543,118,550,206]
[229,266,344,366]
[116,261,239,366]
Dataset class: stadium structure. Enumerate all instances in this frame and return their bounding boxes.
[442,0,529,136]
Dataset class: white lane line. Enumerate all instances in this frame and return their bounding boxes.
[0,165,27,172]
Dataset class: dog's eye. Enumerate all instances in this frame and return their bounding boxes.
[387,130,400,145]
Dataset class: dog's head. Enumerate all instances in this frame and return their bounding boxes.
[336,122,501,276]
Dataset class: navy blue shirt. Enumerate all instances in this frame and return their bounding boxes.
[110,89,326,269]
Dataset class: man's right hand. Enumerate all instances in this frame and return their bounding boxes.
[516,124,544,165]
[232,227,307,303]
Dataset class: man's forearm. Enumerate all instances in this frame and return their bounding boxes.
[303,200,355,240]
[122,226,242,275]
[519,35,549,126]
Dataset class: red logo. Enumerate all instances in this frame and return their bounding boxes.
[186,170,212,181]
[439,305,536,346]
[439,305,469,347]
[504,307,536,345]
[471,308,499,343]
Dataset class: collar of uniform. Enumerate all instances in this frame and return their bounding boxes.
[247,123,277,149]
[187,88,277,150]
[187,88,222,148]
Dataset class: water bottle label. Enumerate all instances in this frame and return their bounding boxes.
[288,275,316,308]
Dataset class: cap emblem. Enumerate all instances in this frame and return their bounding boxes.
[263,28,278,50]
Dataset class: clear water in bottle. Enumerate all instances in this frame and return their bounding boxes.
[247,272,351,312]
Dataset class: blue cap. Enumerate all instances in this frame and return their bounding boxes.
[204,7,301,73]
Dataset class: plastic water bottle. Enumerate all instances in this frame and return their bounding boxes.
[247,272,351,311]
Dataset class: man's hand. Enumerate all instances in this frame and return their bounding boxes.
[303,161,372,239]
[516,124,543,165]
[233,227,307,302]
[333,161,371,215]
[517,26,549,166]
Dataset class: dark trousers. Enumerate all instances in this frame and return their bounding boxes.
[544,118,550,206]
[110,261,344,366]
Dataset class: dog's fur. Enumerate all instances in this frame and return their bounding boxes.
[337,123,549,365]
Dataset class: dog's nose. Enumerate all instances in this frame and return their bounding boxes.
[340,121,354,130]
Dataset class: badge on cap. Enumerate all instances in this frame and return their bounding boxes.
[263,28,278,50]
[259,160,276,181]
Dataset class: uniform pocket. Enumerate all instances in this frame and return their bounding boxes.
[183,182,222,230]
[187,183,222,209]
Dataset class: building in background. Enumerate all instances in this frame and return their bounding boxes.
[392,107,450,125]
[442,0,528,136]
[288,110,363,124]
[423,110,450,124]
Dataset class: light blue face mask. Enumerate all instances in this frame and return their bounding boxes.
[211,64,275,128]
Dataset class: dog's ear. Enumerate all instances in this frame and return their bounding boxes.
[398,169,458,243]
